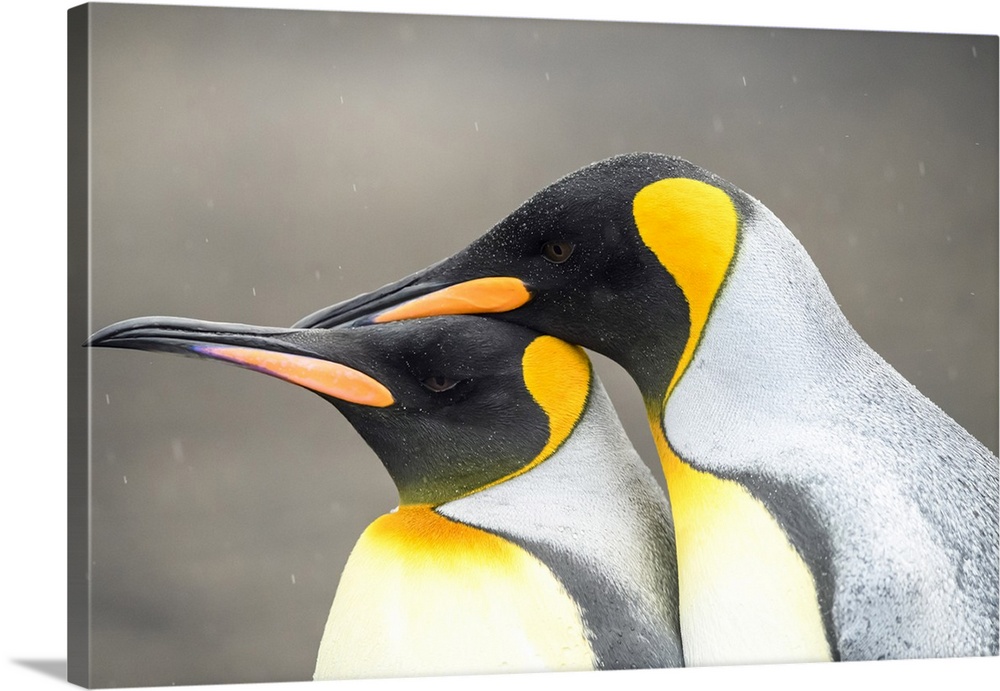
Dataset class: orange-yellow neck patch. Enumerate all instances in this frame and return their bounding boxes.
[361,504,515,564]
[314,505,596,678]
[632,178,738,402]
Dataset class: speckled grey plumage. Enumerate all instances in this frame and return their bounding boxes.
[665,198,999,660]
[440,377,683,669]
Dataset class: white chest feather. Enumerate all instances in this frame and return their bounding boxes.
[313,506,596,680]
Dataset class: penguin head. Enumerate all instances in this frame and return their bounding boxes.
[294,153,751,401]
[87,315,592,506]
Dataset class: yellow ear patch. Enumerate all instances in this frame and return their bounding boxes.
[522,336,591,461]
[633,178,738,401]
[467,336,591,497]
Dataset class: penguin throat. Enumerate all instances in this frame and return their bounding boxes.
[649,420,833,666]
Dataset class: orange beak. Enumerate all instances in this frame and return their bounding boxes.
[194,345,394,407]
[294,274,532,329]
[86,316,395,407]
[372,277,531,324]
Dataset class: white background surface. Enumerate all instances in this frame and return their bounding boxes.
[2,1,997,690]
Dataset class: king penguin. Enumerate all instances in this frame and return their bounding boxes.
[87,314,684,678]
[292,152,1000,665]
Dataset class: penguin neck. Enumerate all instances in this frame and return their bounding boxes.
[443,380,675,573]
[648,207,848,666]
[660,206,1000,662]
[440,380,684,669]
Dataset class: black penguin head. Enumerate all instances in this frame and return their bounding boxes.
[87,315,592,506]
[294,153,751,402]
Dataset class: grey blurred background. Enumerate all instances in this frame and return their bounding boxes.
[85,4,998,687]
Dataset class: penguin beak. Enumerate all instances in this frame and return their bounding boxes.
[86,316,395,407]
[293,270,531,329]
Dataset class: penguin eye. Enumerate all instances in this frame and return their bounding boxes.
[421,375,460,393]
[541,240,575,264]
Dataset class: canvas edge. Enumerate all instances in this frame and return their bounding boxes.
[68,3,92,688]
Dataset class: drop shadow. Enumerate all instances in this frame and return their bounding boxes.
[11,659,67,681]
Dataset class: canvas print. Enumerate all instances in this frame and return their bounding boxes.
[68,3,999,688]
